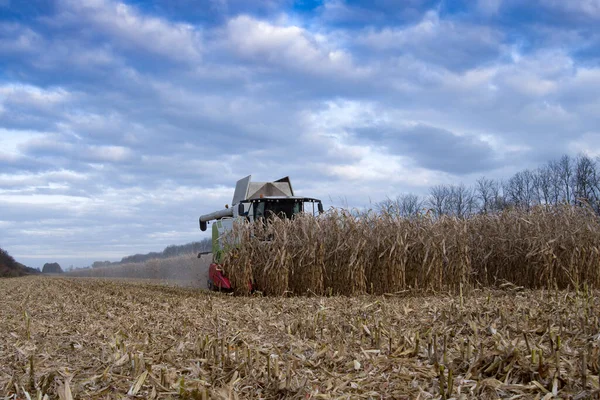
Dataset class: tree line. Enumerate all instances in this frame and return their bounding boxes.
[0,247,40,277]
[377,154,600,218]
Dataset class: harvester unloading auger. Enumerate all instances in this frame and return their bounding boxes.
[199,175,323,291]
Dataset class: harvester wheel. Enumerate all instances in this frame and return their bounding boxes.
[207,279,214,291]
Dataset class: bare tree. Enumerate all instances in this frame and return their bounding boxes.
[573,153,597,207]
[376,197,396,215]
[558,155,574,204]
[428,185,451,217]
[593,156,600,212]
[533,165,552,207]
[523,169,537,208]
[503,177,519,209]
[490,180,508,212]
[376,194,424,218]
[504,170,536,210]
[398,193,425,217]
[476,177,498,214]
[379,153,600,219]
[448,183,477,218]
[546,160,562,205]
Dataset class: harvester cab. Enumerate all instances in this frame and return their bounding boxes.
[199,175,323,291]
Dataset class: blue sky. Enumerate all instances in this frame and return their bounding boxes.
[1,0,600,268]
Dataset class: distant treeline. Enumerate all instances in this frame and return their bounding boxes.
[376,153,600,218]
[42,262,63,273]
[90,238,211,269]
[0,247,40,277]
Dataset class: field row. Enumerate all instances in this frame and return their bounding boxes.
[1,277,599,398]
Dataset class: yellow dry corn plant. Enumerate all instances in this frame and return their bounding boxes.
[222,205,600,295]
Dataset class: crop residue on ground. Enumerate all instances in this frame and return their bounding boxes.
[1,277,599,399]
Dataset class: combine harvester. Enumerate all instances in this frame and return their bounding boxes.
[199,175,323,291]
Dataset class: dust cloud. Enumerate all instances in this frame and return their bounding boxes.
[67,253,212,289]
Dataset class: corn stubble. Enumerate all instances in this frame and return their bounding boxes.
[1,277,600,399]
[224,205,600,295]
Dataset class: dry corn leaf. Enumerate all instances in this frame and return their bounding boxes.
[128,370,148,395]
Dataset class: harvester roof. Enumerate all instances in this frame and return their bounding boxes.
[232,175,294,204]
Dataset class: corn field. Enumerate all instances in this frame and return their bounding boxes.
[224,205,600,295]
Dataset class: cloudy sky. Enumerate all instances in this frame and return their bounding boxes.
[1,0,599,268]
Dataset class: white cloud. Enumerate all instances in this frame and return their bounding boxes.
[0,170,87,189]
[503,73,558,97]
[358,11,503,70]
[0,23,123,70]
[19,133,75,154]
[0,128,47,156]
[540,0,600,18]
[326,150,438,187]
[520,101,574,126]
[564,67,600,107]
[0,193,93,208]
[225,15,366,77]
[304,99,386,133]
[477,0,503,15]
[0,83,71,108]
[59,0,203,63]
[569,132,600,156]
[0,24,42,53]
[302,100,443,188]
[86,145,133,163]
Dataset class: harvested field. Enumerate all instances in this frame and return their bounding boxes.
[1,277,599,399]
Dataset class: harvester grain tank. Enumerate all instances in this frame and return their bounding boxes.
[199,175,323,291]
